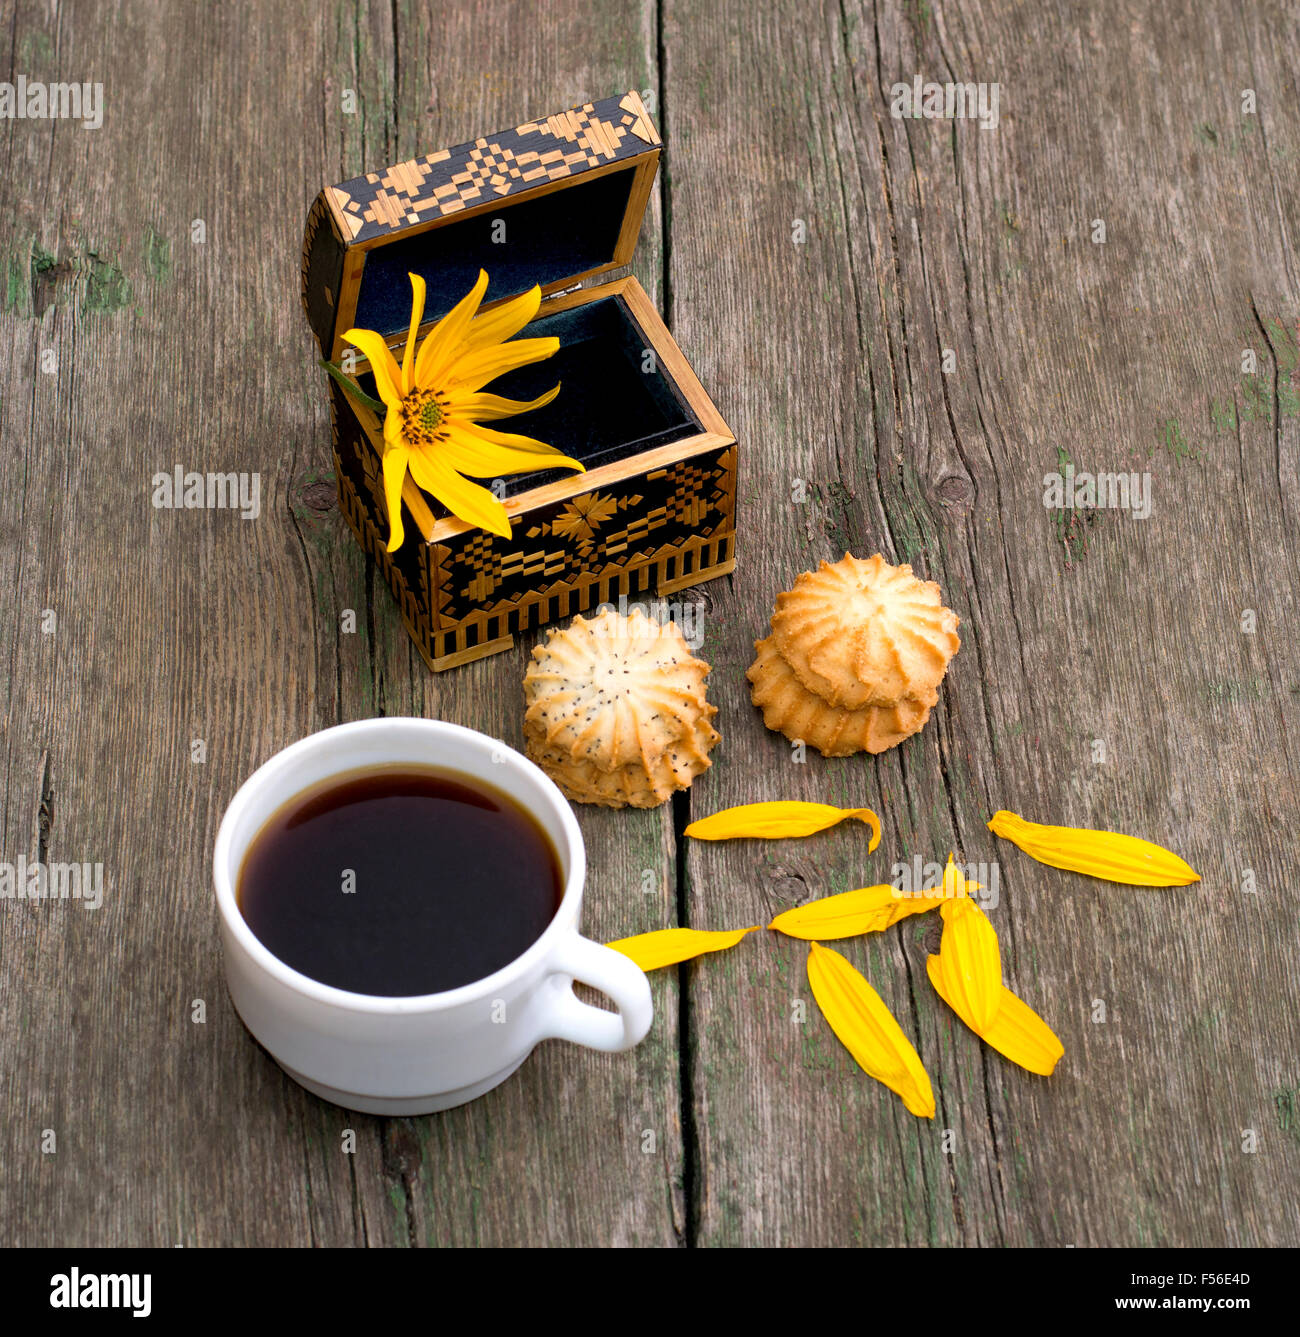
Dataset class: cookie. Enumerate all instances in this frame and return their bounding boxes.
[524,606,712,773]
[526,716,719,809]
[523,607,719,808]
[747,636,932,756]
[770,553,960,709]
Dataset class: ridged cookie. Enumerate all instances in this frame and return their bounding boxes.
[523,607,719,808]
[524,606,712,773]
[525,716,719,809]
[770,553,960,709]
[747,636,932,756]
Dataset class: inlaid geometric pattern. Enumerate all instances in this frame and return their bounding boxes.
[440,451,732,620]
[325,91,659,242]
[331,367,735,671]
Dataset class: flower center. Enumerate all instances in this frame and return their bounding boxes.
[400,389,447,447]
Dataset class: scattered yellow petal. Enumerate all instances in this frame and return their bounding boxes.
[935,895,1003,1034]
[685,801,881,851]
[769,883,944,940]
[941,851,981,897]
[988,810,1199,887]
[806,943,935,1118]
[606,926,756,972]
[927,956,1064,1076]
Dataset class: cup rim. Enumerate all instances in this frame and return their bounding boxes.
[212,717,586,1015]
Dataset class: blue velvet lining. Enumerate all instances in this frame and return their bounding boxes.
[353,166,638,337]
[354,294,700,505]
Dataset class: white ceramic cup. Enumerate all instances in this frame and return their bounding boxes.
[213,717,653,1115]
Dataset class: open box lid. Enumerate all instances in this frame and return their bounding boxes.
[302,91,661,363]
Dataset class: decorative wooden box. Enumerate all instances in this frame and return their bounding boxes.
[301,91,736,671]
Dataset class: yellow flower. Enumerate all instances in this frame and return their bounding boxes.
[342,269,583,551]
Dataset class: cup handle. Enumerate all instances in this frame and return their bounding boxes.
[536,932,653,1052]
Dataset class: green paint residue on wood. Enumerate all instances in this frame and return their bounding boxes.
[83,252,131,314]
[1191,118,1256,156]
[1237,377,1272,423]
[1209,396,1237,432]
[3,241,67,314]
[5,250,29,314]
[1275,1086,1299,1141]
[1048,448,1106,568]
[1156,417,1196,462]
[143,226,172,282]
[906,0,933,32]
[1179,310,1300,455]
[19,30,54,66]
[31,243,57,280]
[1253,318,1300,418]
[800,1020,838,1073]
[1203,677,1268,704]
[386,1182,410,1244]
[1266,317,1299,374]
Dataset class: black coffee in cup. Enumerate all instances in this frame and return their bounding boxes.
[237,766,562,996]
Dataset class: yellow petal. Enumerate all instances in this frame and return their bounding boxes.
[440,422,584,478]
[413,268,489,388]
[400,272,426,396]
[685,802,881,849]
[769,884,944,940]
[606,926,756,971]
[927,956,1064,1076]
[380,444,408,553]
[941,852,982,897]
[460,283,545,355]
[450,420,584,460]
[382,405,405,452]
[340,328,403,409]
[405,449,511,538]
[446,383,561,421]
[988,810,1200,886]
[936,895,1003,1034]
[443,336,561,393]
[806,943,935,1118]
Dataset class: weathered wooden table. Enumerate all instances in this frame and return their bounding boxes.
[2,0,1298,1247]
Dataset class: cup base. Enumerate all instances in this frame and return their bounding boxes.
[276,1055,529,1115]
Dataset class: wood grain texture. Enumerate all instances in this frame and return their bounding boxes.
[1,0,1297,1248]
[669,0,1300,1246]
[0,0,681,1247]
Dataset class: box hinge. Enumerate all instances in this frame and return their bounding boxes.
[551,281,584,298]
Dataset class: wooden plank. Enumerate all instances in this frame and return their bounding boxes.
[5,0,1299,1252]
[0,0,681,1246]
[667,0,1300,1245]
